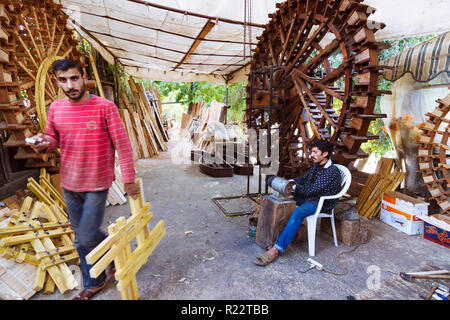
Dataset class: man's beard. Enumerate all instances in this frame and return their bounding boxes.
[63,85,86,101]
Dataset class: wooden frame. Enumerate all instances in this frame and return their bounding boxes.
[86,178,165,300]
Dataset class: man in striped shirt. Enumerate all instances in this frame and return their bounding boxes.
[26,59,139,300]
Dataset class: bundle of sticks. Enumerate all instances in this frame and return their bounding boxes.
[119,78,169,160]
[356,158,406,219]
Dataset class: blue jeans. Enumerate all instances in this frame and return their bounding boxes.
[274,200,318,253]
[63,188,109,289]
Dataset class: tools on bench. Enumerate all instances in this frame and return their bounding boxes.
[423,282,449,300]
[399,269,450,282]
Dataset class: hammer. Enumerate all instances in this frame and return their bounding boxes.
[400,269,450,282]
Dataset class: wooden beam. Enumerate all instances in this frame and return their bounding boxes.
[172,20,216,71]
[126,0,265,28]
[294,69,344,101]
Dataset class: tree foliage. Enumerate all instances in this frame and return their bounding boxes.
[360,34,437,157]
[151,81,247,123]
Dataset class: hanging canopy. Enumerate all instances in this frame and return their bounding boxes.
[380,31,450,82]
[57,0,450,84]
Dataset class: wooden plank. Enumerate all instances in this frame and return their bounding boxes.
[120,109,140,160]
[129,79,167,151]
[88,52,105,98]
[172,19,215,71]
[86,184,165,300]
[86,203,152,265]
[131,112,151,158]
[87,211,153,278]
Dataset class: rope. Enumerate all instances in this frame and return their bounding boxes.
[248,0,252,60]
[243,0,247,61]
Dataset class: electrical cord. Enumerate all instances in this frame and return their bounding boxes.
[321,243,362,276]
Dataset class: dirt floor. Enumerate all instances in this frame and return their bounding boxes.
[31,129,450,301]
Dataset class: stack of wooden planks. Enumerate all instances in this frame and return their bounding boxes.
[119,78,169,160]
[0,165,128,299]
[181,100,230,155]
[356,158,406,219]
[180,102,207,137]
[0,168,81,298]
[0,206,38,300]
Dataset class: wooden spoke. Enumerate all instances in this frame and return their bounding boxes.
[246,0,389,178]
[4,0,84,171]
[417,94,450,213]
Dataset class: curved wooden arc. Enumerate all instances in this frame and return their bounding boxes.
[418,94,450,214]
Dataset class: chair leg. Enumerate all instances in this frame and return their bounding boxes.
[306,218,317,256]
[330,215,338,247]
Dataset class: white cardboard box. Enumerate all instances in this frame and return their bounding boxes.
[380,191,429,235]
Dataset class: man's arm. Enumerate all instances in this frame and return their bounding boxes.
[104,102,139,199]
[292,167,313,196]
[303,167,341,198]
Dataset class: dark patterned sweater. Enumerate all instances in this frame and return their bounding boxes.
[292,159,343,212]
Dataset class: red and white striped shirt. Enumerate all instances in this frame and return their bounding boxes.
[45,95,135,192]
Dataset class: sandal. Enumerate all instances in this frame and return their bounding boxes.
[253,250,278,267]
[72,265,116,300]
[106,265,116,283]
[73,288,103,300]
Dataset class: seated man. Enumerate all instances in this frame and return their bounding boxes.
[253,139,342,266]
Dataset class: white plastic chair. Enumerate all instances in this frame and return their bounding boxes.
[304,164,352,256]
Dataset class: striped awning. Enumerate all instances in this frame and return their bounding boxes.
[381,32,450,82]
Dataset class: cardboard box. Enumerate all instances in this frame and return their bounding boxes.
[380,191,429,235]
[419,214,450,248]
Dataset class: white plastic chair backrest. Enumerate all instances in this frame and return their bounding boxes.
[334,164,352,198]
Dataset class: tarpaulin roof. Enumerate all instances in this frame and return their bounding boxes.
[381,31,450,82]
[57,0,450,84]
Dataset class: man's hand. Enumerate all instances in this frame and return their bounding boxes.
[124,182,140,200]
[25,133,50,152]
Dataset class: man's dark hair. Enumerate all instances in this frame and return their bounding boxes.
[309,139,333,159]
[52,59,84,76]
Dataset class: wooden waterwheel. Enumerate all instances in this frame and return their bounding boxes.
[418,94,450,214]
[246,0,390,178]
[5,0,82,171]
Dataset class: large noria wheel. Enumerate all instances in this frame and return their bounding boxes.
[418,94,450,214]
[10,0,82,169]
[246,0,388,178]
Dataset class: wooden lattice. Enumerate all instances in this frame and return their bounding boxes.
[0,196,78,294]
[246,0,390,177]
[86,179,165,300]
[417,94,450,214]
[0,167,80,295]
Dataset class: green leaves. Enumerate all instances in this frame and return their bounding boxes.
[359,34,436,158]
[150,81,247,123]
